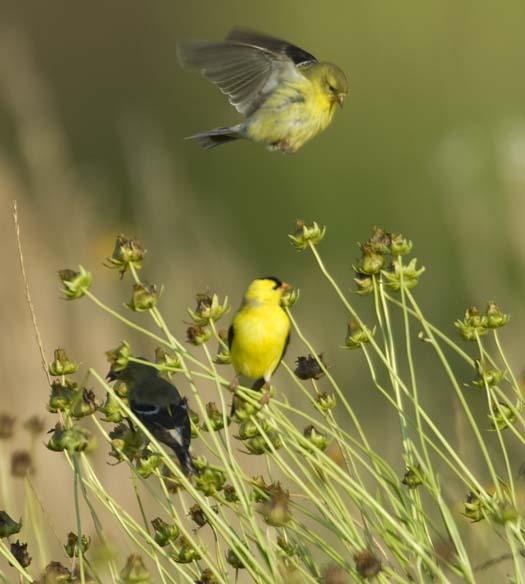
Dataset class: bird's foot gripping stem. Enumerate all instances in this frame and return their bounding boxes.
[260,381,272,406]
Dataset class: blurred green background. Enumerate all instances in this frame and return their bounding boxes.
[1,1,525,579]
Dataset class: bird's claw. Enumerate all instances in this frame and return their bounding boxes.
[260,382,272,405]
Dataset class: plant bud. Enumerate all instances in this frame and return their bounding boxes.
[188,504,209,528]
[303,425,329,451]
[472,361,504,388]
[195,467,226,496]
[368,226,391,254]
[383,257,425,291]
[353,273,374,296]
[463,491,486,522]
[188,292,230,325]
[0,511,21,538]
[58,267,92,300]
[106,341,131,373]
[10,540,31,568]
[100,393,126,423]
[294,353,326,381]
[195,568,219,584]
[251,476,271,503]
[226,548,245,569]
[455,307,488,341]
[244,430,282,455]
[64,532,91,558]
[260,486,291,526]
[109,423,147,463]
[186,325,211,346]
[201,402,230,432]
[155,347,181,375]
[48,381,77,413]
[41,561,72,583]
[315,392,336,413]
[151,517,179,546]
[223,484,238,503]
[70,388,98,419]
[120,553,150,582]
[47,424,94,453]
[489,400,516,431]
[485,301,510,329]
[49,348,79,376]
[402,464,424,489]
[236,419,264,440]
[344,319,374,350]
[105,234,145,278]
[354,549,381,579]
[359,242,385,275]
[126,283,159,312]
[231,395,261,422]
[136,453,163,479]
[172,536,201,564]
[390,232,413,256]
[277,536,297,557]
[289,219,326,251]
[281,287,300,308]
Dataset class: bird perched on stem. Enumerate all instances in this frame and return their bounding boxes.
[228,277,291,408]
[177,27,348,153]
[106,361,195,475]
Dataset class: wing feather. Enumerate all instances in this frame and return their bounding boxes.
[226,27,318,67]
[178,28,317,116]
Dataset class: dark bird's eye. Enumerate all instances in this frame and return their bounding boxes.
[328,83,336,92]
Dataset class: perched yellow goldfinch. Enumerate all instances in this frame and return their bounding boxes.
[177,28,348,153]
[228,277,291,404]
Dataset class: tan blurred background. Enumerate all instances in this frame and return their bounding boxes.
[1,0,525,580]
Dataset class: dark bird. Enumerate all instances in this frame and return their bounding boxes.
[106,361,195,475]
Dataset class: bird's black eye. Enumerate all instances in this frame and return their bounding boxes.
[328,83,336,92]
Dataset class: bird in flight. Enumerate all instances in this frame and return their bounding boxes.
[178,28,348,153]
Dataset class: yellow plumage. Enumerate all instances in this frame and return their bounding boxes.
[178,28,348,153]
[229,278,291,386]
[245,69,338,153]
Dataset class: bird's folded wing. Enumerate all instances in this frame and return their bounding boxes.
[131,399,191,448]
[177,28,317,116]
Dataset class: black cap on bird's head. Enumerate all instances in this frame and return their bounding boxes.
[106,359,158,383]
[243,276,292,305]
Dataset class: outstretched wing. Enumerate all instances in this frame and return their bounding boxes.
[226,27,317,67]
[177,27,318,116]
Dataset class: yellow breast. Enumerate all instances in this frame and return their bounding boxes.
[245,78,336,152]
[230,304,290,380]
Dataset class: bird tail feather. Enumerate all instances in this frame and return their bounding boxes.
[186,126,241,150]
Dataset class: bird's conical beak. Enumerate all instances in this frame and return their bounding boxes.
[337,94,345,108]
[280,282,292,292]
[106,369,117,382]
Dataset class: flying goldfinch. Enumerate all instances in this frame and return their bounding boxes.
[228,277,291,406]
[106,361,195,475]
[177,27,348,153]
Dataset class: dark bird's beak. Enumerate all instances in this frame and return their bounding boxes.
[337,94,345,108]
[106,369,117,382]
